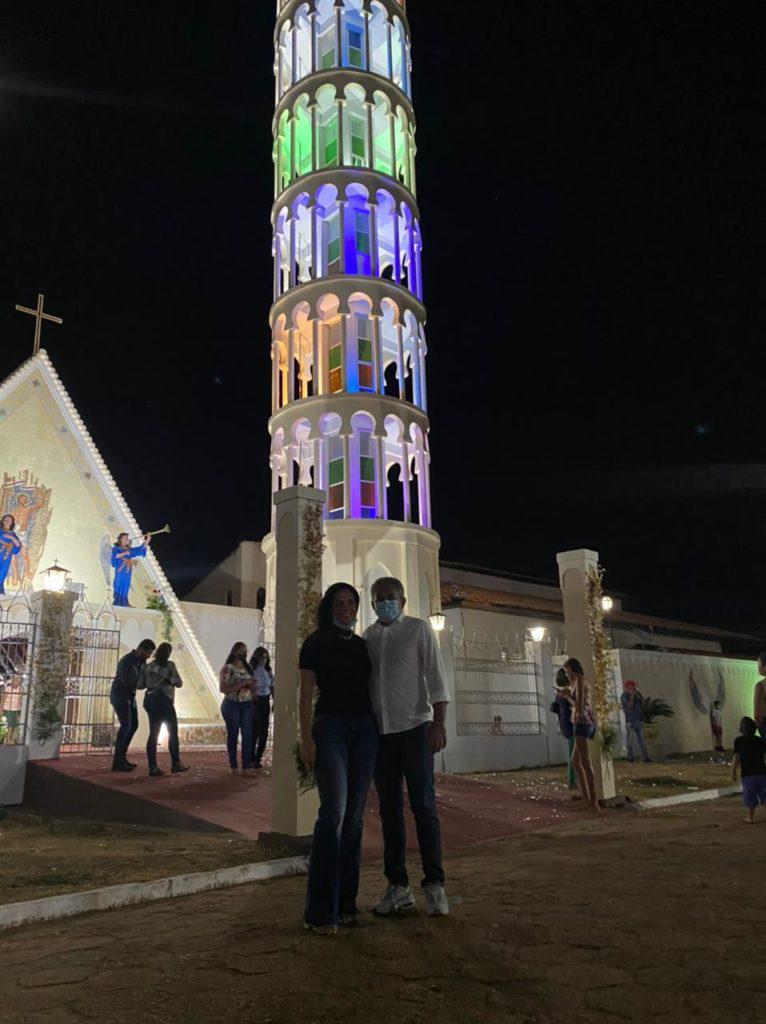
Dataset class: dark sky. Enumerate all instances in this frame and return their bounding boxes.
[1,1,763,633]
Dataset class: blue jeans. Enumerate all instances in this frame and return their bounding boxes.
[304,713,378,927]
[374,722,445,888]
[626,722,650,761]
[110,690,138,762]
[220,699,254,770]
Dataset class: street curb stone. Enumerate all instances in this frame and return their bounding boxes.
[0,854,309,930]
[636,785,741,810]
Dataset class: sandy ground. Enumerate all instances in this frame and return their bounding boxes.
[471,751,734,801]
[2,797,760,1024]
[0,810,286,904]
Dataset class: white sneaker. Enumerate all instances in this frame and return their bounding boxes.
[373,884,416,916]
[423,883,449,917]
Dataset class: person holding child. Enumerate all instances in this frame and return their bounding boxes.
[732,717,766,824]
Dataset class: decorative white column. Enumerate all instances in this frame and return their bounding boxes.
[264,486,325,843]
[556,548,616,802]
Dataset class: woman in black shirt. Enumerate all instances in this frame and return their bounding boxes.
[299,582,377,934]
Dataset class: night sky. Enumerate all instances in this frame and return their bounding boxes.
[1,1,763,633]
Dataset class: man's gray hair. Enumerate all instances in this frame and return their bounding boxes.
[371,576,406,602]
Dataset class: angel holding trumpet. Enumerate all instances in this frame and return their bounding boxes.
[107,525,170,607]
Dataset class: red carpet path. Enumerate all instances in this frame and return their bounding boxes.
[26,751,583,854]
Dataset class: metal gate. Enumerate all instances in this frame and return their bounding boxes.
[453,650,543,737]
[0,603,37,747]
[61,620,121,754]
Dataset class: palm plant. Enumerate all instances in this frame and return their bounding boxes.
[641,696,675,726]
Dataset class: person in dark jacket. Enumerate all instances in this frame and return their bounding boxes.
[110,638,156,771]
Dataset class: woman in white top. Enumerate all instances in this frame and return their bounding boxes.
[219,642,256,775]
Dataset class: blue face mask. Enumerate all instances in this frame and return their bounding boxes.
[375,599,401,623]
[333,616,356,632]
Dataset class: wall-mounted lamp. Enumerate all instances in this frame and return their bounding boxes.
[601,595,614,613]
[528,626,546,643]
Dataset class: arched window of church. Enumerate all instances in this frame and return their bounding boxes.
[327,319,343,392]
[294,97,313,178]
[342,1,366,69]
[316,86,339,168]
[356,315,374,391]
[359,429,376,518]
[327,434,345,519]
[325,210,341,274]
[278,110,291,190]
[316,0,337,70]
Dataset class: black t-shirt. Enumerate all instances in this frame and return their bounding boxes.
[299,628,372,717]
[734,735,766,777]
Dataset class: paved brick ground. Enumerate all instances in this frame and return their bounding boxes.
[3,798,760,1024]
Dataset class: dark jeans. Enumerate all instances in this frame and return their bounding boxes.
[221,698,254,770]
[251,695,271,766]
[143,690,180,769]
[305,713,378,927]
[375,722,444,889]
[111,690,138,762]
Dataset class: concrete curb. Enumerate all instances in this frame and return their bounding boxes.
[636,785,741,810]
[0,854,308,931]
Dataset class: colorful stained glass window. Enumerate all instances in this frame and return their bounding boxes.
[348,27,363,68]
[357,316,374,392]
[359,431,376,517]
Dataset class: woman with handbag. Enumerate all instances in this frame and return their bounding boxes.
[562,657,600,812]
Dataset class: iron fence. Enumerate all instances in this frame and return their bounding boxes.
[0,605,37,746]
[61,622,121,754]
[454,655,542,737]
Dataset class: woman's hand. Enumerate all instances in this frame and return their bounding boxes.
[300,737,316,769]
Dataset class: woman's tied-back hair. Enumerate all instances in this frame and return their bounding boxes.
[154,642,172,666]
[555,668,569,688]
[564,657,585,677]
[317,582,360,630]
[250,646,272,673]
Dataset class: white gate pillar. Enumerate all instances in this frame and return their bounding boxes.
[27,589,76,761]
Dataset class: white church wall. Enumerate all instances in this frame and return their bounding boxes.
[615,649,756,756]
[179,602,263,678]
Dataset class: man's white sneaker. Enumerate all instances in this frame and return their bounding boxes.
[372,884,416,916]
[423,883,449,917]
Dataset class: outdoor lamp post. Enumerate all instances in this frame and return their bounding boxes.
[41,560,71,593]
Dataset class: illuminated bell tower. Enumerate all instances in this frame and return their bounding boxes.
[264,0,440,629]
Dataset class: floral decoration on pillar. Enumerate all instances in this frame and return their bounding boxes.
[585,565,617,759]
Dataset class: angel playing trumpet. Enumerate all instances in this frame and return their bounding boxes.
[100,525,170,607]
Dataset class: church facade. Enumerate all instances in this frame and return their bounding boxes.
[263,0,441,632]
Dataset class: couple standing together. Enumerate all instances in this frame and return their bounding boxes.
[299,576,449,934]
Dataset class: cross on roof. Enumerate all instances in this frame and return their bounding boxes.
[15,293,63,356]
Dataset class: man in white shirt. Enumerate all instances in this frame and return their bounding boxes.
[364,576,450,917]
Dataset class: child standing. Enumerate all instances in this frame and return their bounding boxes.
[709,700,724,753]
[732,717,766,824]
